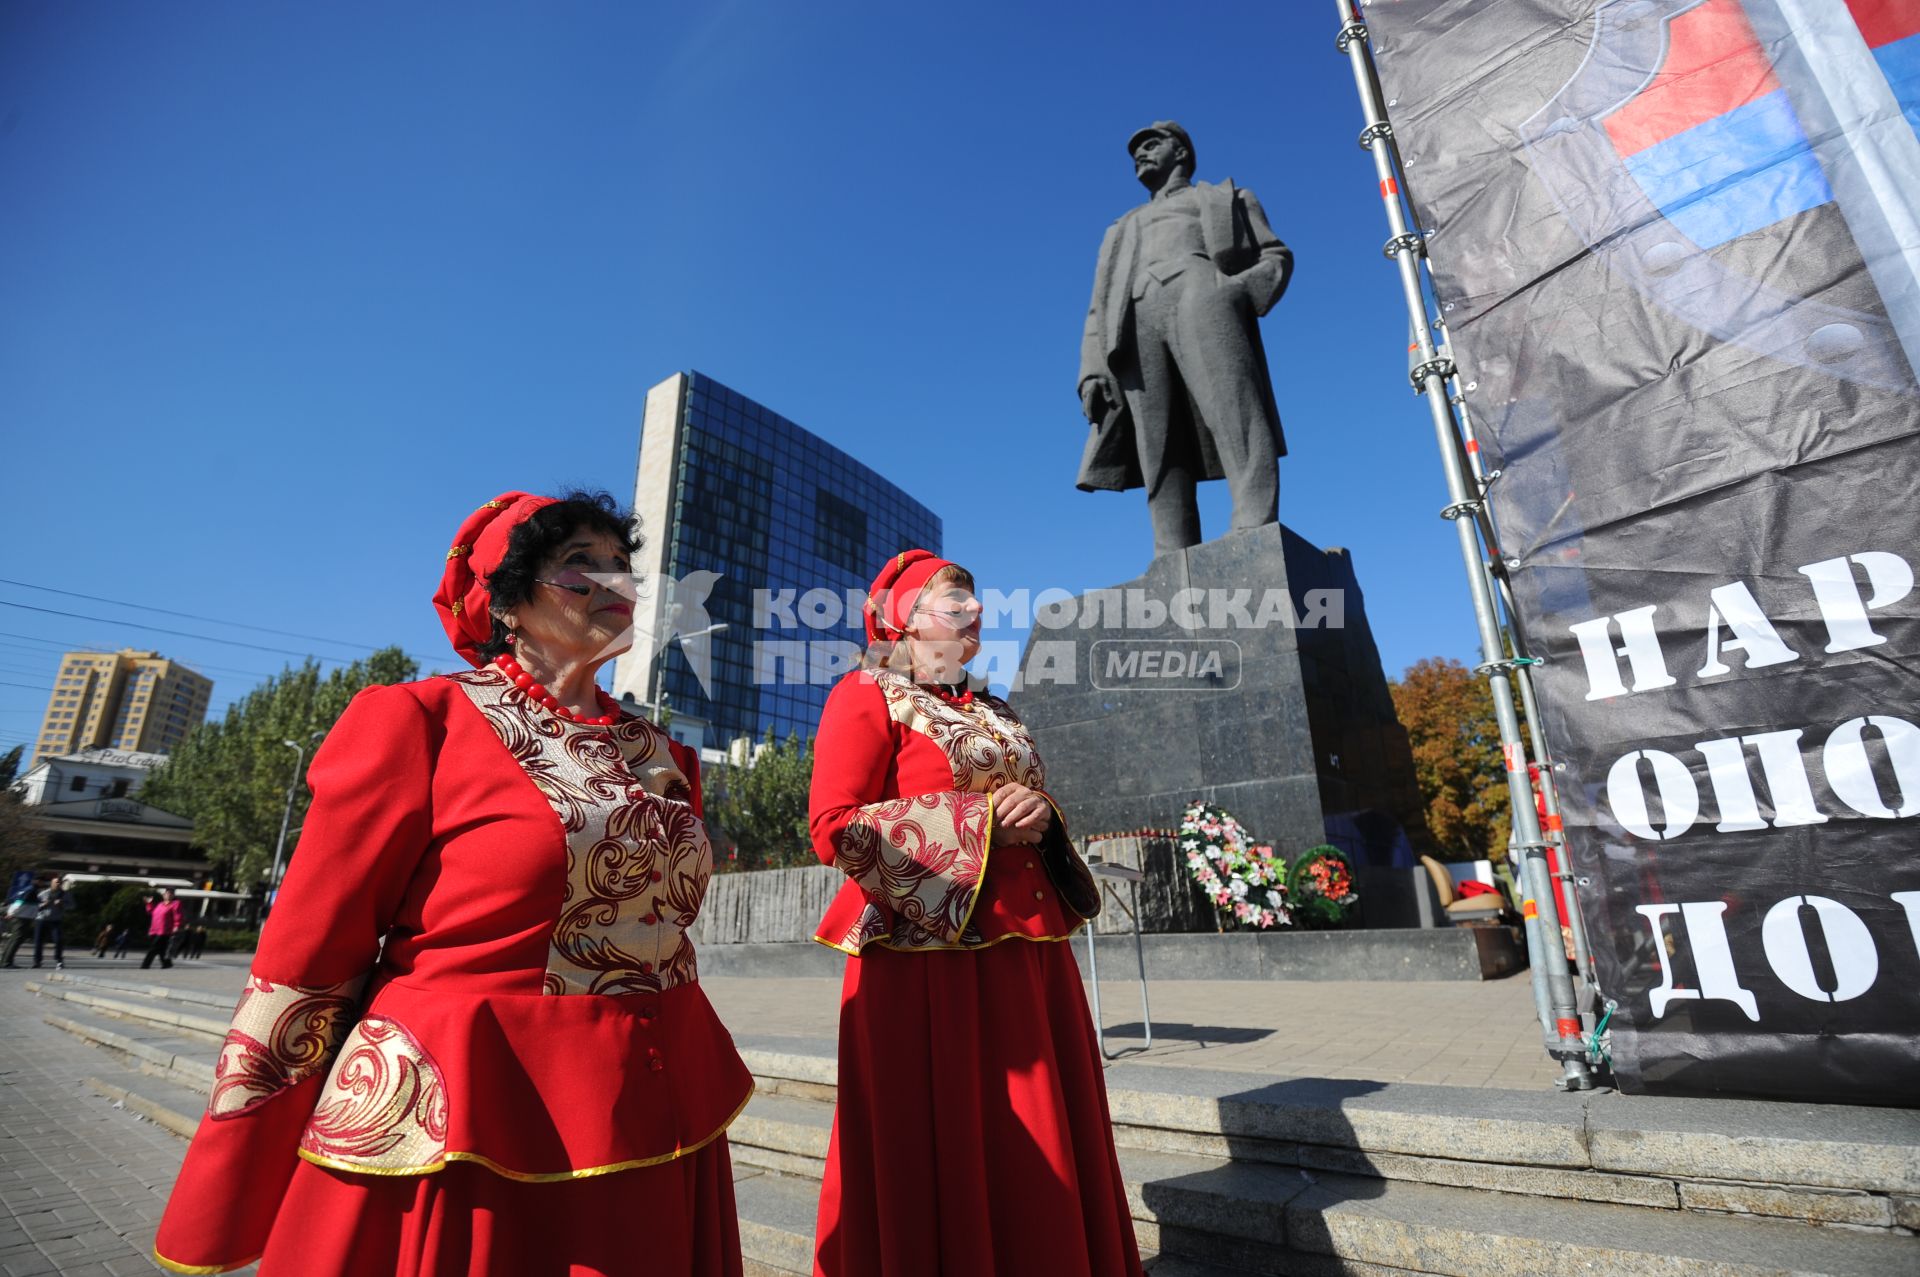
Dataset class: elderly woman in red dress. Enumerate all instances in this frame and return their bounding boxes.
[154,491,749,1276]
[808,549,1144,1277]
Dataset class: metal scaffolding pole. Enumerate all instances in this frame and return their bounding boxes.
[1439,332,1602,994]
[1334,0,1594,1088]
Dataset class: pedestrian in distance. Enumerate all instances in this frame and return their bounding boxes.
[142,887,183,969]
[1,889,37,967]
[188,925,207,960]
[93,923,114,957]
[33,875,74,969]
[112,927,131,959]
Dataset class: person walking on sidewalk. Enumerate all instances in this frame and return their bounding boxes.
[1,888,38,967]
[142,887,183,969]
[33,875,74,969]
[111,926,131,959]
[807,550,1143,1277]
[93,923,114,958]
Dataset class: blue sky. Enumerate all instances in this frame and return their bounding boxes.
[0,1,1480,747]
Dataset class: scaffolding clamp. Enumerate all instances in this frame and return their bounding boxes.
[1357,119,1393,149]
[1408,354,1454,388]
[1336,20,1369,53]
[1475,656,1540,675]
[1384,230,1426,260]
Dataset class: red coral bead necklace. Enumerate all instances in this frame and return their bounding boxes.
[492,654,621,726]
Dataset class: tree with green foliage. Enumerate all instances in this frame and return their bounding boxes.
[0,745,46,886]
[706,729,815,872]
[140,647,419,890]
[1388,656,1522,861]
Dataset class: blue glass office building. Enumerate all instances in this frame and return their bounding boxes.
[612,372,942,751]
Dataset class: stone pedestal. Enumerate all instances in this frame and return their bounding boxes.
[1013,523,1423,885]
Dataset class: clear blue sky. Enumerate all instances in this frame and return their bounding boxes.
[0,1,1480,746]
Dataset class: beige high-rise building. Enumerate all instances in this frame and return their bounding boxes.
[32,650,213,765]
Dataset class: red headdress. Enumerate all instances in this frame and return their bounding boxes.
[863,548,957,645]
[432,492,559,667]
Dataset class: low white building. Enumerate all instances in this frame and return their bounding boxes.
[12,746,169,806]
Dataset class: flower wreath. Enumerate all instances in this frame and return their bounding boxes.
[1178,801,1291,930]
[1288,844,1360,929]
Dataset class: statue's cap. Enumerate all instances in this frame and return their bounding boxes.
[1128,121,1195,169]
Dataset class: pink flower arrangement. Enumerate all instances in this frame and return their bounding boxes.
[1179,800,1291,930]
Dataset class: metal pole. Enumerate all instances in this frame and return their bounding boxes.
[266,740,307,906]
[1444,333,1601,994]
[1335,0,1594,1088]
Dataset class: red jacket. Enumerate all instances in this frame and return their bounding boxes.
[809,669,1099,953]
[154,670,747,1274]
[146,897,183,937]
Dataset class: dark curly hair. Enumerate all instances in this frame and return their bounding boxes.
[476,490,641,661]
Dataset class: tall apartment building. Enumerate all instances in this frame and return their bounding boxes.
[33,650,214,765]
[612,371,941,753]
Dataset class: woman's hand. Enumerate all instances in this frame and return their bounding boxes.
[992,783,1052,846]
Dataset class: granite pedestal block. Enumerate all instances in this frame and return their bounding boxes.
[1014,523,1423,885]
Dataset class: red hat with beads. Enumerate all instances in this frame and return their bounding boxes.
[863,548,956,645]
[432,491,558,668]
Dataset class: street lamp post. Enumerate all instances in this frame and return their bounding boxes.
[266,732,323,910]
[635,621,727,726]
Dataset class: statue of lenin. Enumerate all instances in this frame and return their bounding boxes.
[1077,121,1294,555]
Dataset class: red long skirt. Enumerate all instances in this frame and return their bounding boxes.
[251,1138,742,1276]
[812,938,1143,1277]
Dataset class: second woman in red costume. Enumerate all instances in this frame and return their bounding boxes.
[808,549,1144,1277]
[152,491,749,1276]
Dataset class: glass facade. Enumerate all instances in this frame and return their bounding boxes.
[652,372,941,748]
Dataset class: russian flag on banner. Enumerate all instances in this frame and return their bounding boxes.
[1604,0,1920,250]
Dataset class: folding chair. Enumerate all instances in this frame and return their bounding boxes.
[1081,857,1152,1059]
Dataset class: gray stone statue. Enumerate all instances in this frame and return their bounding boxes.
[1077,121,1294,555]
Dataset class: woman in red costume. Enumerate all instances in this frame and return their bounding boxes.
[808,549,1143,1277]
[153,491,750,1276]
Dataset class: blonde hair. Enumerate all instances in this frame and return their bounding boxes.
[862,564,976,671]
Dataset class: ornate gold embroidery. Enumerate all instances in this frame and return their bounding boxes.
[208,973,366,1119]
[873,671,1045,793]
[835,792,991,944]
[861,672,1099,945]
[299,1016,449,1171]
[446,544,471,560]
[448,667,711,996]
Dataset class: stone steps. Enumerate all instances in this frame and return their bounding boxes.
[30,986,1920,1275]
[82,1068,210,1139]
[25,978,227,1043]
[41,969,239,1010]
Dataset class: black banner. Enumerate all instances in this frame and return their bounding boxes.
[1364,0,1920,1102]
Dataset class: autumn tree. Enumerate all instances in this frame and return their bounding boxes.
[0,745,47,886]
[140,647,419,888]
[707,729,815,872]
[1388,656,1521,861]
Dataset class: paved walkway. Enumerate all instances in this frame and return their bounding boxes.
[0,957,238,1276]
[700,969,1562,1089]
[0,950,1560,1273]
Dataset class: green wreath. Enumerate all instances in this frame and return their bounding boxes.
[1288,844,1360,929]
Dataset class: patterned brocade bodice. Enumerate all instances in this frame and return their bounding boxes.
[871,670,1046,795]
[447,665,712,996]
[171,672,750,1209]
[810,669,1099,955]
